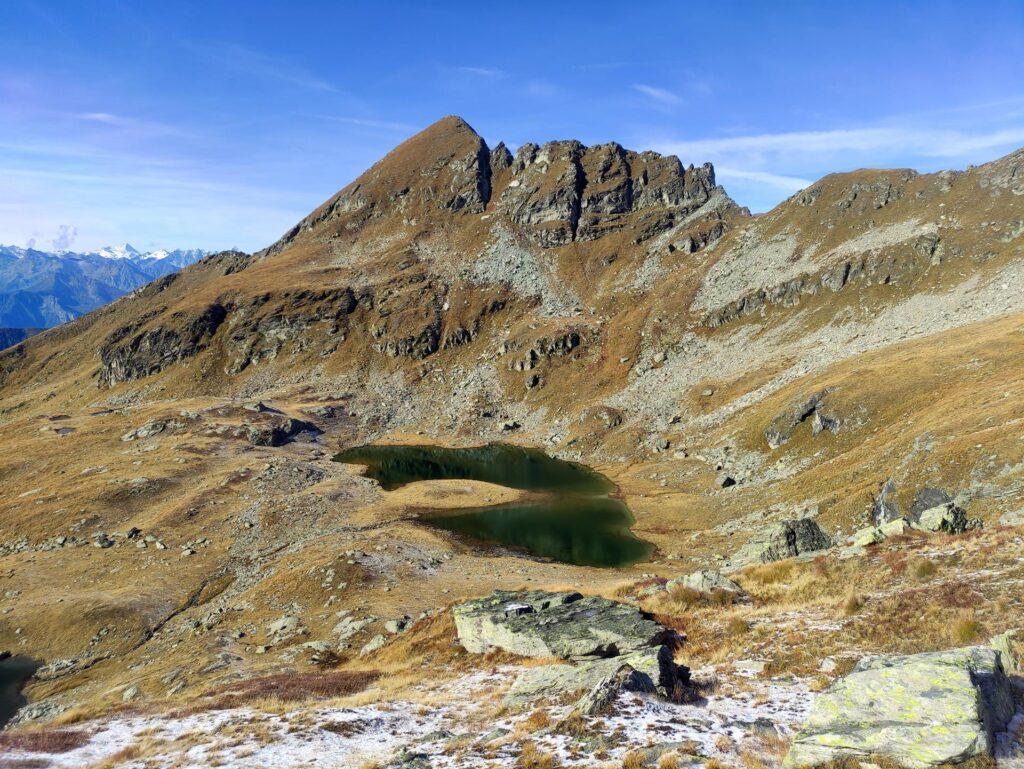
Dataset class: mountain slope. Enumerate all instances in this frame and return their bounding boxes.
[0,117,1023,749]
[0,244,207,329]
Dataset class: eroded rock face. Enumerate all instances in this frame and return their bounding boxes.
[453,590,674,659]
[765,389,841,449]
[731,518,833,567]
[99,303,227,386]
[785,647,1014,769]
[498,141,720,247]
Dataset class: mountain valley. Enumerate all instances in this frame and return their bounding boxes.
[1,116,1024,768]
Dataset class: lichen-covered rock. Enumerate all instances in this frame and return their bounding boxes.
[453,590,673,659]
[918,503,976,534]
[991,629,1022,675]
[848,517,914,547]
[668,570,745,595]
[731,518,833,566]
[785,647,1014,768]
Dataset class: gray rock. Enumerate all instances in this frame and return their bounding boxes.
[574,662,656,715]
[453,590,674,659]
[247,418,320,447]
[267,615,304,641]
[918,503,976,534]
[991,629,1022,675]
[121,685,141,702]
[507,645,685,705]
[872,478,903,525]
[731,518,832,566]
[910,487,953,517]
[360,634,387,657]
[785,646,1014,768]
[668,570,745,595]
[332,615,375,641]
[121,420,166,442]
[765,389,838,449]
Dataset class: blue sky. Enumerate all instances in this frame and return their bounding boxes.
[3,1,1024,253]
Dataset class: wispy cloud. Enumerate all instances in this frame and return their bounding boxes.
[658,126,1024,160]
[715,167,813,192]
[300,114,415,132]
[201,43,338,92]
[632,84,680,106]
[453,66,504,77]
[647,116,1024,212]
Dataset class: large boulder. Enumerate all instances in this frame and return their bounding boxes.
[731,518,833,567]
[453,590,673,659]
[785,646,1015,768]
[917,503,978,534]
[668,570,745,596]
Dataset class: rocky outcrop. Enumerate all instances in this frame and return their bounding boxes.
[873,478,904,525]
[246,417,320,447]
[731,518,833,567]
[703,235,950,329]
[917,502,980,534]
[98,303,227,386]
[225,287,360,374]
[499,141,722,247]
[785,646,1015,768]
[506,330,585,371]
[453,590,674,659]
[765,389,841,449]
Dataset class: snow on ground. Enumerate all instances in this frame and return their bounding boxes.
[4,667,816,768]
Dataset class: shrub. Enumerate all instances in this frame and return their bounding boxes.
[951,612,983,645]
[0,728,91,753]
[912,559,938,580]
[838,591,865,617]
[203,670,380,708]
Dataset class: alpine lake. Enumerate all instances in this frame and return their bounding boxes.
[334,443,653,568]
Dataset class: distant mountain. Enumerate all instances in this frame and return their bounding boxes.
[0,327,41,349]
[0,243,208,328]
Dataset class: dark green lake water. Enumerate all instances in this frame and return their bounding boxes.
[334,443,653,568]
[0,655,39,728]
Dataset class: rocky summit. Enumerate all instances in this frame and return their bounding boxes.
[2,115,1024,768]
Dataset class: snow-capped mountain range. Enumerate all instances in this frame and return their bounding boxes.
[0,243,209,331]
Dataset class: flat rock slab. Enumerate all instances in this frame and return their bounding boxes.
[453,590,673,659]
[785,646,1014,769]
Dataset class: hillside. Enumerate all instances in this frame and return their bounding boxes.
[0,116,1023,767]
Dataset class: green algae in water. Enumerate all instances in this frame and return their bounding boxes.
[421,496,653,568]
[334,442,652,568]
[334,443,615,494]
